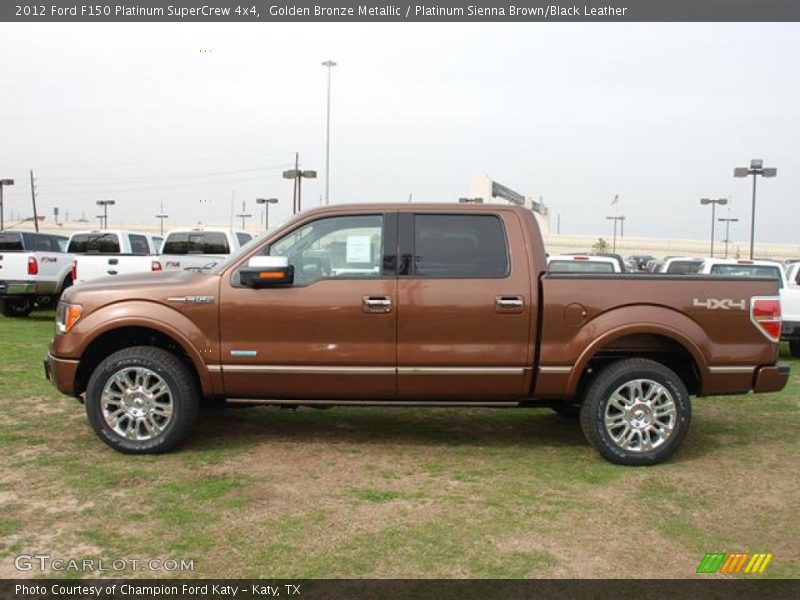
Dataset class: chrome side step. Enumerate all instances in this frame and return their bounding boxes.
[226,398,522,408]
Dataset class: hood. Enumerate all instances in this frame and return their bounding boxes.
[62,269,219,306]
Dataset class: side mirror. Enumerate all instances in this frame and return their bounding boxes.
[239,256,294,288]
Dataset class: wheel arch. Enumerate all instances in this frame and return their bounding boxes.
[569,322,706,398]
[73,321,213,398]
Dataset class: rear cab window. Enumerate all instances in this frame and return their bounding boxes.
[709,264,783,287]
[0,233,25,251]
[410,214,509,277]
[548,260,615,273]
[666,260,702,274]
[67,233,121,254]
[163,232,230,255]
[236,232,252,246]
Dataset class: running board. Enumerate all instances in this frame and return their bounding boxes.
[225,398,523,408]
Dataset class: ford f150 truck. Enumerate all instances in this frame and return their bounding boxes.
[45,204,790,465]
[699,258,800,357]
[159,228,252,272]
[69,230,163,285]
[0,231,71,316]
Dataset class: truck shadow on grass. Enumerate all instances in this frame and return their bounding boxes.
[185,405,723,463]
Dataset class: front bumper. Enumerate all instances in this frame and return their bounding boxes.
[753,364,790,394]
[44,353,80,397]
[0,280,36,296]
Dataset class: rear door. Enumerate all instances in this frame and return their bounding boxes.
[396,210,534,399]
[219,212,398,399]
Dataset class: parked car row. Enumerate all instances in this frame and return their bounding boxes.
[0,227,253,317]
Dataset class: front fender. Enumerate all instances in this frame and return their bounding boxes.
[55,300,218,397]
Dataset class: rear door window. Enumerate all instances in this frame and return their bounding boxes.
[67,233,121,254]
[412,214,509,277]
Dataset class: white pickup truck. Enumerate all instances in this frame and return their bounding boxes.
[159,228,252,272]
[700,258,800,356]
[69,230,163,285]
[0,231,72,316]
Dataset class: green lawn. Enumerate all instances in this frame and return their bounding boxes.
[0,309,798,578]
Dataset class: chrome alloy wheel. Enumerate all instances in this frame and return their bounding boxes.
[604,378,677,453]
[101,367,174,441]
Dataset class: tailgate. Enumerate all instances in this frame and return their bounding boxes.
[0,252,32,284]
[74,255,154,284]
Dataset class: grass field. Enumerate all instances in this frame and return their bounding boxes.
[0,310,798,579]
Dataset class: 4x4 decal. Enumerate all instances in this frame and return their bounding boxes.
[693,298,747,310]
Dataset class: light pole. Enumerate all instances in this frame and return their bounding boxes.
[606,215,625,253]
[718,216,739,259]
[283,164,317,214]
[0,179,14,230]
[700,198,728,257]
[734,159,776,259]
[95,200,115,230]
[256,197,278,231]
[155,201,168,236]
[322,59,337,205]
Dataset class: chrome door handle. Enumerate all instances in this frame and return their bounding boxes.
[495,296,524,312]
[363,295,392,313]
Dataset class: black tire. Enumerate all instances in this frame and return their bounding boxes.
[0,297,33,317]
[550,402,581,418]
[790,340,800,358]
[85,346,199,454]
[579,358,691,466]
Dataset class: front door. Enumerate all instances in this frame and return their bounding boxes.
[396,211,533,399]
[219,212,397,399]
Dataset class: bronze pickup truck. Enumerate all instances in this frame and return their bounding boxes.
[46,204,789,465]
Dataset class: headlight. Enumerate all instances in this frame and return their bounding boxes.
[56,303,82,334]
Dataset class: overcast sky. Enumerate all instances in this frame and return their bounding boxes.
[0,22,797,243]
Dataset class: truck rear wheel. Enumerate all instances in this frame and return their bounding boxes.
[0,298,33,317]
[85,346,199,454]
[789,340,800,358]
[579,358,691,466]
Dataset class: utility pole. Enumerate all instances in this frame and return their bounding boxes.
[155,201,169,236]
[30,170,39,232]
[322,59,337,205]
[0,178,14,230]
[606,215,625,253]
[718,216,739,259]
[557,213,561,235]
[235,200,252,230]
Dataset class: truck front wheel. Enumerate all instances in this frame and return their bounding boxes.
[0,298,33,317]
[85,346,199,454]
[579,358,691,466]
